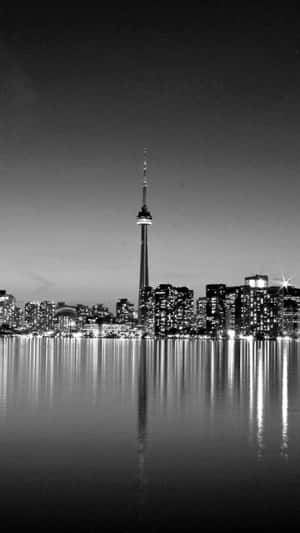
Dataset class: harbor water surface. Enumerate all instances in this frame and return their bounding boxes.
[0,338,299,531]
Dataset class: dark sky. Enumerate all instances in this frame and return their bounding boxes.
[1,7,300,306]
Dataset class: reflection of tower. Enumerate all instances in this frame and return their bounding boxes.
[281,341,289,460]
[137,150,152,324]
[137,340,148,504]
[256,345,264,459]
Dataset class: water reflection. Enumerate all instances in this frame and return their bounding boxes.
[0,337,298,465]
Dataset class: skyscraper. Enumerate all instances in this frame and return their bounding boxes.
[137,150,152,323]
[206,284,226,336]
[196,296,207,332]
[281,286,300,337]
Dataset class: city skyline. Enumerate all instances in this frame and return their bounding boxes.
[1,7,300,305]
[3,8,300,532]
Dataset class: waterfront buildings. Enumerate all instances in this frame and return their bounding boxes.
[138,284,194,336]
[0,274,298,338]
[204,275,291,339]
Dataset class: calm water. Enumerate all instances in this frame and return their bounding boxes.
[0,338,299,531]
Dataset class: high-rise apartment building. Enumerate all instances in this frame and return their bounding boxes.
[206,284,226,336]
[139,286,155,334]
[0,291,16,328]
[39,301,56,331]
[173,287,194,334]
[24,302,41,330]
[195,296,207,332]
[281,286,300,337]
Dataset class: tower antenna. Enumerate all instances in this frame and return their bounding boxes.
[143,147,148,205]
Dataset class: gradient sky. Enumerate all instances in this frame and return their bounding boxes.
[1,7,300,307]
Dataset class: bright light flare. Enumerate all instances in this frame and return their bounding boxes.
[280,274,294,290]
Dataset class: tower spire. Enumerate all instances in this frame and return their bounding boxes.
[143,147,148,205]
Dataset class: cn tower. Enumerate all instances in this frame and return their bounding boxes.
[137,149,152,323]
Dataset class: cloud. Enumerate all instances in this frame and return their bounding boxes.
[27,272,55,300]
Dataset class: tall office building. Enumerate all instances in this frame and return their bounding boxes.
[137,150,152,324]
[240,275,281,338]
[281,286,300,337]
[245,274,268,289]
[173,287,194,334]
[39,301,56,331]
[139,286,155,334]
[10,306,24,329]
[153,284,194,336]
[196,296,207,332]
[24,302,41,330]
[206,284,226,336]
[225,286,242,334]
[154,284,176,336]
[0,290,16,328]
[76,304,90,328]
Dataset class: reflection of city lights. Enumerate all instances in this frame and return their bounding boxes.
[227,329,235,340]
[257,349,264,458]
[248,339,254,443]
[281,346,288,459]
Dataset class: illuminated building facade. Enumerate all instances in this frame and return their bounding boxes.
[39,300,56,331]
[54,306,77,334]
[239,275,280,338]
[153,284,194,336]
[100,323,131,338]
[91,304,112,322]
[245,274,268,289]
[196,296,207,332]
[10,306,24,329]
[139,286,155,334]
[173,286,194,334]
[154,284,175,336]
[206,284,226,336]
[116,298,135,324]
[281,286,300,337]
[0,291,16,328]
[24,302,41,330]
[204,275,283,338]
[225,286,242,334]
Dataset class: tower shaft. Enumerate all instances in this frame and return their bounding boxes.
[138,225,149,317]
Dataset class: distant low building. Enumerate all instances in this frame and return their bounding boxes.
[116,298,135,324]
[100,323,131,338]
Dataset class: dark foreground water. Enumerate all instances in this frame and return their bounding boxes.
[0,338,299,531]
